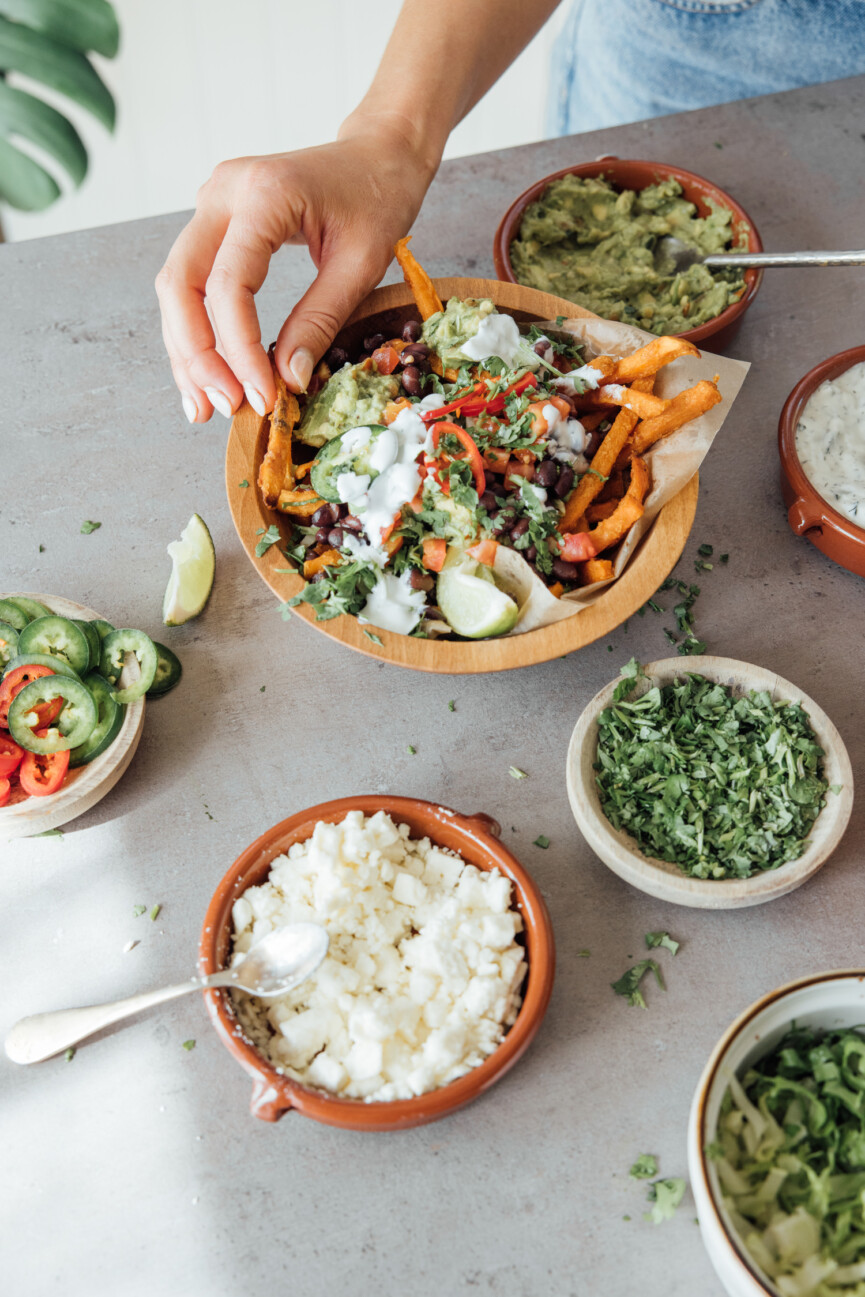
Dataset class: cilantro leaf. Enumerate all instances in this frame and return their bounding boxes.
[132,904,147,917]
[509,766,528,780]
[612,959,665,1009]
[645,1178,686,1223]
[182,1039,196,1052]
[363,629,383,645]
[255,524,282,557]
[533,835,550,849]
[238,480,249,488]
[630,1154,658,1180]
[612,657,647,703]
[645,931,680,956]
[80,520,101,534]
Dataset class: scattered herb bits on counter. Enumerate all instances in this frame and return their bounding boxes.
[229,810,527,1102]
[712,1025,865,1293]
[595,660,828,880]
[0,596,183,808]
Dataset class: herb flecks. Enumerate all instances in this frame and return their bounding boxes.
[612,958,665,1009]
[645,1178,686,1224]
[80,520,101,534]
[630,1154,658,1180]
[255,524,282,557]
[645,931,680,956]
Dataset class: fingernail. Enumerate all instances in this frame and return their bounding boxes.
[181,392,198,423]
[242,382,267,417]
[204,386,233,418]
[288,347,314,393]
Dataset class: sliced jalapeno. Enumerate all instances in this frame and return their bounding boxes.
[147,643,183,697]
[18,616,91,674]
[73,619,101,672]
[5,596,52,622]
[0,600,29,631]
[90,618,115,640]
[8,677,97,753]
[100,629,157,703]
[310,423,391,503]
[69,672,125,767]
[0,622,19,669]
[2,653,81,681]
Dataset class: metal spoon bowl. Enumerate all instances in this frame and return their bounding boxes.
[653,236,865,277]
[4,922,329,1065]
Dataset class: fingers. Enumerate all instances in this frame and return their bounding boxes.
[156,207,244,422]
[204,218,277,416]
[274,240,389,392]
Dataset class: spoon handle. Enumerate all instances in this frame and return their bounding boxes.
[705,250,865,268]
[4,977,215,1064]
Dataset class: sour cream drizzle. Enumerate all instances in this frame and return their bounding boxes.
[795,361,865,526]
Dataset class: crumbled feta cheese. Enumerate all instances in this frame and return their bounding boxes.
[230,811,526,1102]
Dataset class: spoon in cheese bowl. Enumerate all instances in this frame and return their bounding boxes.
[4,922,329,1065]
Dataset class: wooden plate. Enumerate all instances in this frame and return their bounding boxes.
[1,594,145,839]
[225,278,699,674]
[566,656,854,909]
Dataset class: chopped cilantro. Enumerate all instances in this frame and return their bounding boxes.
[704,1139,724,1161]
[278,602,293,621]
[34,828,63,838]
[509,766,528,780]
[697,544,713,558]
[677,632,707,656]
[720,553,729,564]
[288,559,378,621]
[238,480,249,488]
[645,931,680,956]
[362,629,383,645]
[38,543,45,553]
[630,1154,658,1180]
[255,524,282,557]
[132,904,147,917]
[65,1047,76,1062]
[645,1178,686,1223]
[830,783,843,795]
[448,699,456,712]
[182,1039,196,1051]
[533,835,550,849]
[612,958,665,1009]
[407,745,416,755]
[578,949,591,957]
[80,520,101,534]
[149,904,161,922]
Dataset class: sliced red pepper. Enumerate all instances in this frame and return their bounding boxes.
[0,777,10,807]
[0,664,57,729]
[467,538,499,567]
[19,729,70,797]
[558,531,599,562]
[431,421,486,498]
[0,734,25,777]
[483,372,539,417]
[420,372,539,423]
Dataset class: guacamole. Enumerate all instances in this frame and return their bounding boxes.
[422,296,497,367]
[296,361,400,447]
[509,175,746,335]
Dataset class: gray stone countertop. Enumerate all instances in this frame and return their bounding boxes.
[2,73,864,1297]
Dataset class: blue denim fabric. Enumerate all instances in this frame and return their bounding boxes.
[547,0,865,134]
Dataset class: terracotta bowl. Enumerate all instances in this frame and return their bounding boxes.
[688,970,865,1297]
[0,593,145,838]
[778,344,865,578]
[566,655,853,909]
[226,276,699,673]
[493,157,763,352]
[199,795,556,1131]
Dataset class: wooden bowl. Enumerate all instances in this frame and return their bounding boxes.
[778,344,865,578]
[566,656,853,909]
[493,157,763,352]
[199,795,556,1130]
[226,277,699,673]
[0,593,145,838]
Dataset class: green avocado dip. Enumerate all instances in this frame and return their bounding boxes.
[296,361,400,447]
[509,174,746,336]
[422,296,497,367]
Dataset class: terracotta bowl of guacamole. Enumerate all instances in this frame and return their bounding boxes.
[494,158,763,352]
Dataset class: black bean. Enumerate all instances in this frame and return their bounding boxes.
[423,605,445,620]
[401,365,423,397]
[585,431,603,458]
[535,459,559,488]
[327,346,349,370]
[510,518,530,540]
[311,503,339,527]
[314,526,331,546]
[402,319,422,343]
[479,490,497,512]
[409,570,435,592]
[552,559,579,581]
[525,544,537,562]
[401,342,430,364]
[363,332,385,352]
[491,510,516,535]
[554,465,575,498]
[310,571,327,583]
[342,513,363,532]
[327,527,344,548]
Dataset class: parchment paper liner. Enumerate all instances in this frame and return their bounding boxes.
[490,314,750,635]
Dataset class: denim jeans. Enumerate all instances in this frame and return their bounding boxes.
[547,0,865,134]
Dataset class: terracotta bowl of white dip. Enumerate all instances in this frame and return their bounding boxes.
[778,344,865,578]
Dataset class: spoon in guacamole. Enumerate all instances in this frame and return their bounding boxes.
[654,236,865,276]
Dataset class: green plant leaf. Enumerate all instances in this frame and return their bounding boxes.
[0,15,116,130]
[0,0,118,57]
[0,79,86,185]
[0,131,58,207]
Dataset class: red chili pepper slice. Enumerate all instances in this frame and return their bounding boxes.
[0,777,10,807]
[420,372,539,422]
[19,729,70,797]
[0,664,58,729]
[430,422,486,498]
[0,734,25,777]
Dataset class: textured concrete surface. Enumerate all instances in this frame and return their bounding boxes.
[2,75,865,1297]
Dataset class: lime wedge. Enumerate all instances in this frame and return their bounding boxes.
[436,554,519,639]
[162,514,215,626]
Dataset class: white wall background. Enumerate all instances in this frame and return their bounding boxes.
[3,0,567,243]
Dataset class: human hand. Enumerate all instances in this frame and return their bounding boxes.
[155,125,433,422]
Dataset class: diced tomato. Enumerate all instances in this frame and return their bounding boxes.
[558,531,599,562]
[0,664,57,729]
[467,539,499,567]
[372,345,401,375]
[19,731,70,797]
[0,777,10,807]
[0,735,24,777]
[505,459,535,488]
[421,537,447,572]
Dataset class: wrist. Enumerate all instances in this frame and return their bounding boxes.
[338,104,444,187]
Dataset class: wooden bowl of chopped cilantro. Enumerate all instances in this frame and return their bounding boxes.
[566,656,853,909]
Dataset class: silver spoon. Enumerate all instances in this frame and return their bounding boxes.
[653,236,865,277]
[4,922,329,1065]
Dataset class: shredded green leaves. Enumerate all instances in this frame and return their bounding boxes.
[254,524,282,557]
[596,662,828,880]
[612,958,665,1009]
[630,1154,658,1180]
[645,1178,686,1224]
[646,931,680,956]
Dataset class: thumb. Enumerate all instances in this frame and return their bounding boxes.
[274,240,389,392]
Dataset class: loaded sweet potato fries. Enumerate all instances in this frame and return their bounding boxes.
[258,240,721,639]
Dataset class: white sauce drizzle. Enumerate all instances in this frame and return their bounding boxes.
[358,571,428,635]
[553,363,603,394]
[459,313,524,368]
[795,361,865,525]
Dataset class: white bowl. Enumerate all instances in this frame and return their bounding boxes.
[688,971,865,1297]
[566,655,853,909]
[0,593,145,838]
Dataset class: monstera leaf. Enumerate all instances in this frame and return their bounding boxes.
[0,0,119,211]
